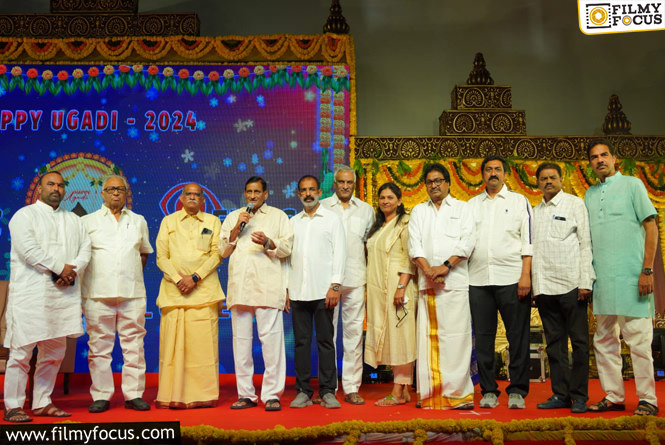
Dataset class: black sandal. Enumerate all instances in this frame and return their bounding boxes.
[588,397,625,412]
[634,400,658,416]
[264,399,282,411]
[230,398,257,410]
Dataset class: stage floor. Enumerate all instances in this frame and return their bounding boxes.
[1,373,663,429]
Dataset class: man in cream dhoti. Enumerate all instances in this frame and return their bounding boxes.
[408,163,476,409]
[155,182,223,409]
[221,176,293,412]
[3,171,91,422]
[82,175,153,413]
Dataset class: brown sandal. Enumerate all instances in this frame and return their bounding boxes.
[32,403,71,417]
[3,408,32,423]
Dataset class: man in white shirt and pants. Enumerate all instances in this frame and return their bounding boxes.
[288,175,346,409]
[321,166,374,405]
[82,175,153,413]
[409,163,476,409]
[468,155,533,410]
[532,163,594,414]
[4,171,91,422]
[220,176,293,412]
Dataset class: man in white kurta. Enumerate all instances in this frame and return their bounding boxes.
[409,163,476,409]
[4,171,90,422]
[220,176,293,411]
[81,175,153,413]
[321,166,374,405]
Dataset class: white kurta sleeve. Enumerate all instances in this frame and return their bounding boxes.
[9,209,65,275]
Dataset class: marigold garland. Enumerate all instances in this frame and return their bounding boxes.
[0,35,353,64]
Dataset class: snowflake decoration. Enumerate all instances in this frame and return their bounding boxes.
[290,140,298,149]
[128,127,139,138]
[181,149,195,163]
[149,132,159,142]
[256,95,265,107]
[226,95,237,104]
[196,120,206,130]
[251,153,259,165]
[233,119,254,133]
[94,139,102,147]
[276,157,283,165]
[283,181,297,199]
[191,162,198,169]
[223,157,232,167]
[263,149,273,160]
[209,97,219,107]
[304,90,316,102]
[0,86,6,97]
[60,133,68,141]
[145,88,158,100]
[49,150,57,158]
[255,165,264,175]
[266,140,274,149]
[100,98,107,105]
[11,177,24,191]
[238,162,247,172]
[18,155,25,161]
[204,163,221,180]
[131,177,138,184]
[99,145,106,152]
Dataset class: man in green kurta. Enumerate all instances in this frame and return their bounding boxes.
[584,138,659,416]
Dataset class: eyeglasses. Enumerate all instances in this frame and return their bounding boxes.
[396,303,408,327]
[103,186,127,193]
[425,178,444,187]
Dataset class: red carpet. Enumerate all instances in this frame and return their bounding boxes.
[2,374,664,443]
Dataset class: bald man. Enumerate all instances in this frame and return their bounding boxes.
[155,183,224,409]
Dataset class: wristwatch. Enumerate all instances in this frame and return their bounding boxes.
[264,238,271,249]
[331,284,341,291]
[443,260,453,270]
[642,267,654,275]
[192,274,199,283]
[397,284,406,290]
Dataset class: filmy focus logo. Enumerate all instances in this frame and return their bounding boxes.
[578,0,665,34]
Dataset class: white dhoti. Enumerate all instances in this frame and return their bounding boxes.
[83,297,147,401]
[4,337,67,410]
[417,288,474,409]
[230,305,285,403]
[332,285,365,394]
[594,314,657,406]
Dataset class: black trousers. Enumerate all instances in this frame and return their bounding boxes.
[469,283,531,397]
[290,299,337,398]
[535,289,589,403]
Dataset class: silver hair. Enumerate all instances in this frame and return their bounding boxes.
[334,164,355,181]
[102,174,129,190]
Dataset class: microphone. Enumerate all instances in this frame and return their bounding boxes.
[239,202,254,232]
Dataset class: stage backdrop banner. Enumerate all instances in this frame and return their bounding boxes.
[0,62,351,375]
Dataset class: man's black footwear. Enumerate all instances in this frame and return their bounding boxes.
[89,400,110,413]
[537,396,570,409]
[571,400,588,413]
[124,398,151,411]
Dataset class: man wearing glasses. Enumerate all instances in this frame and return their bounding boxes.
[321,165,374,405]
[81,175,153,413]
[408,163,476,409]
[154,183,224,409]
